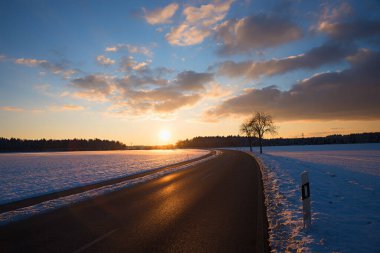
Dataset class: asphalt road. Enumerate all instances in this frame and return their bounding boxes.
[0,150,269,253]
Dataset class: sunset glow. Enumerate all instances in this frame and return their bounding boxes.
[0,1,379,145]
[159,130,171,143]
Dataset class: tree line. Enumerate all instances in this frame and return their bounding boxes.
[0,138,127,152]
[176,132,380,149]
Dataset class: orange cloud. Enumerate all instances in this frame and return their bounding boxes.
[166,0,233,46]
[96,55,115,65]
[144,3,179,25]
[49,105,85,111]
[0,106,23,112]
[15,58,47,66]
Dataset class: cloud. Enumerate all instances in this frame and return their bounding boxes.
[175,71,213,91]
[205,49,380,121]
[204,82,232,98]
[319,2,353,23]
[215,13,302,54]
[15,58,47,66]
[318,19,380,41]
[166,0,233,46]
[70,74,115,100]
[166,23,211,46]
[70,70,215,115]
[218,42,355,79]
[96,55,115,65]
[182,0,232,26]
[154,94,201,113]
[117,74,168,89]
[49,105,85,111]
[14,57,78,78]
[105,44,153,57]
[0,106,23,112]
[144,3,179,25]
[117,70,214,114]
[119,56,152,72]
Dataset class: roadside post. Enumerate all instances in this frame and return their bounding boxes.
[301,171,311,229]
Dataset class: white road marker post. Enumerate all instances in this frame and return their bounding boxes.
[301,171,311,229]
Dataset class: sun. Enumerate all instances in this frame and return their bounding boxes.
[159,130,171,142]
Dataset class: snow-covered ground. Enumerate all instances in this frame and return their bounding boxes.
[233,143,380,252]
[0,151,219,225]
[0,149,209,205]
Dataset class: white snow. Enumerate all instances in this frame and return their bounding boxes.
[232,143,380,252]
[0,151,220,225]
[0,149,209,205]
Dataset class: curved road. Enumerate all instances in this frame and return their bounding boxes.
[0,150,269,253]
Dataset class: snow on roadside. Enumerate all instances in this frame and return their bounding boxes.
[0,151,220,225]
[233,144,380,252]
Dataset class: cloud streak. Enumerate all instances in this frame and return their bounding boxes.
[217,42,355,79]
[105,44,153,57]
[0,106,24,112]
[49,105,85,112]
[14,57,78,79]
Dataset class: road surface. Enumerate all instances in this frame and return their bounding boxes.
[0,150,269,253]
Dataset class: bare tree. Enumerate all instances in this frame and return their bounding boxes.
[244,112,277,154]
[240,121,255,152]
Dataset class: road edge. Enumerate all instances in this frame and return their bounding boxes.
[243,151,271,253]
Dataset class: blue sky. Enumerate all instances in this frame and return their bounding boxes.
[1,0,380,145]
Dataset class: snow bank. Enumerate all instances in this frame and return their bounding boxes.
[232,143,380,252]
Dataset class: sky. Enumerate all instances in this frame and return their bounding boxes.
[0,0,380,145]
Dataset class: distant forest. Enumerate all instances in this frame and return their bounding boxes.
[175,132,380,149]
[1,132,380,152]
[0,138,127,152]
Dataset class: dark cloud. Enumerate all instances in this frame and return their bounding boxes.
[215,13,302,55]
[154,94,202,113]
[206,49,380,121]
[118,75,169,89]
[217,42,355,79]
[175,71,213,91]
[318,19,380,41]
[71,75,113,95]
[70,70,215,115]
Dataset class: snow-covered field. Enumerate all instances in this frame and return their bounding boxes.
[233,143,380,252]
[0,151,219,225]
[0,149,209,205]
